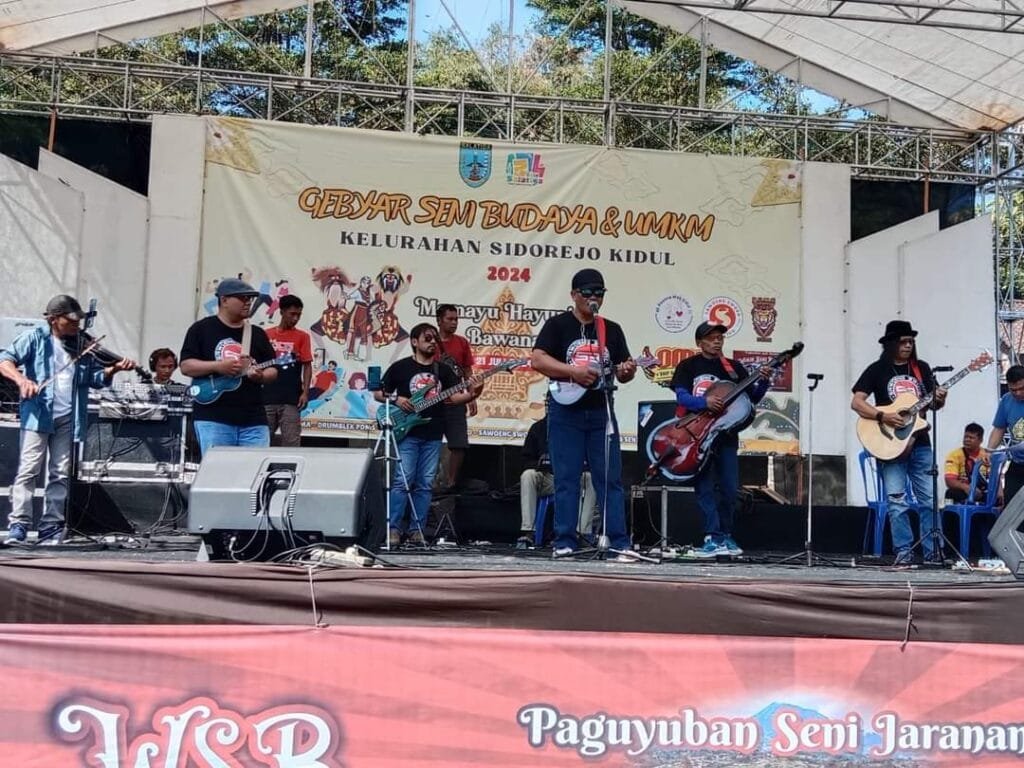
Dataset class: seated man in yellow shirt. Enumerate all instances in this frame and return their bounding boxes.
[944,422,989,503]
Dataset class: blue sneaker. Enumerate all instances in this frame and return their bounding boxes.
[4,523,27,545]
[723,536,744,556]
[36,525,65,546]
[689,536,729,559]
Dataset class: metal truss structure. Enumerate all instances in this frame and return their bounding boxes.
[1,0,1023,356]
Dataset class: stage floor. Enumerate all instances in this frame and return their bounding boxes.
[0,532,1015,585]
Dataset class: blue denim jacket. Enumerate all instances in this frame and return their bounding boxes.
[0,326,109,441]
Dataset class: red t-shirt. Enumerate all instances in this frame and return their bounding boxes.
[263,326,313,405]
[438,333,474,379]
[265,327,313,364]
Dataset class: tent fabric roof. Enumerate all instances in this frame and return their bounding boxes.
[0,1,306,56]
[3,1,1023,130]
[619,0,1024,130]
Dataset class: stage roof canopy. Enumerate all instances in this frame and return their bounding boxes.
[3,0,1024,131]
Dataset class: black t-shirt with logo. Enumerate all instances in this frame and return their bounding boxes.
[381,356,459,440]
[852,357,937,447]
[533,311,630,410]
[180,316,275,426]
[669,354,750,396]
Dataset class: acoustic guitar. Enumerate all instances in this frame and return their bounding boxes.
[856,352,992,461]
[188,354,295,405]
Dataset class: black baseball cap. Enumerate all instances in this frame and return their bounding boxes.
[695,321,728,341]
[571,268,605,290]
[215,278,258,298]
[44,294,86,320]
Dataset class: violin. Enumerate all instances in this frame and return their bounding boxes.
[60,332,152,383]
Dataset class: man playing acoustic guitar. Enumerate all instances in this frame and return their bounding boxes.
[670,322,772,558]
[374,323,481,548]
[531,268,637,559]
[851,319,947,566]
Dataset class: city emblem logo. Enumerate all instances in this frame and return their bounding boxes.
[459,142,492,188]
[751,296,777,343]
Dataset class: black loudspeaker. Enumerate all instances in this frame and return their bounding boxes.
[188,447,385,557]
[988,490,1024,578]
[637,400,691,486]
[67,480,189,535]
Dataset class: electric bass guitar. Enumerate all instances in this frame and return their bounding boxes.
[646,342,804,482]
[378,359,526,442]
[548,354,659,405]
[187,354,296,405]
[857,351,992,460]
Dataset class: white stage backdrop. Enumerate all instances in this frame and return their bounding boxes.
[198,118,804,449]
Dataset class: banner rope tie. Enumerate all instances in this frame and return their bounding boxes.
[900,580,916,651]
[307,566,328,628]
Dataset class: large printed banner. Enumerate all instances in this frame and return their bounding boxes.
[199,118,803,450]
[6,625,1024,766]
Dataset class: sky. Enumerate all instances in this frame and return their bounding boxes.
[414,0,540,41]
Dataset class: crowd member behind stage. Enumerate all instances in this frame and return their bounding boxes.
[851,319,947,565]
[263,295,313,447]
[518,414,598,548]
[180,278,277,457]
[531,268,637,559]
[1,294,135,546]
[148,348,182,386]
[436,303,475,490]
[670,322,771,559]
[374,323,480,547]
[988,364,1024,505]
[944,422,989,503]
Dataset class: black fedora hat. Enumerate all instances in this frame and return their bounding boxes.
[878,319,918,344]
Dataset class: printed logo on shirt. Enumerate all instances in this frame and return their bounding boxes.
[1011,417,1024,444]
[271,339,295,355]
[692,374,719,397]
[886,374,923,401]
[409,372,440,398]
[565,338,608,368]
[214,338,245,361]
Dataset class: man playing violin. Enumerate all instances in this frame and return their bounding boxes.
[531,268,637,558]
[0,294,136,546]
[670,322,772,558]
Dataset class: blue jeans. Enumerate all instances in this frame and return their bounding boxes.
[193,421,270,457]
[879,444,936,558]
[695,435,739,540]
[390,436,442,533]
[547,401,629,551]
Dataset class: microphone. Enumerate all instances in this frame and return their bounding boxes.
[84,298,98,330]
[587,300,599,314]
[934,365,954,373]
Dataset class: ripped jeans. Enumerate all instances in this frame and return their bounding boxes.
[878,444,937,558]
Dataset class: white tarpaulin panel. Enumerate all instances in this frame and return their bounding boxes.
[199,117,804,448]
[619,0,1024,129]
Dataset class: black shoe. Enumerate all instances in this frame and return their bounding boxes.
[923,552,951,567]
[893,549,916,566]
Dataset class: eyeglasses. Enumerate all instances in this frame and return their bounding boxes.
[577,288,606,298]
[419,334,438,342]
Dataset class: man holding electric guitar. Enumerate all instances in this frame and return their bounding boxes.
[851,319,948,566]
[180,278,280,457]
[374,322,483,547]
[531,268,637,558]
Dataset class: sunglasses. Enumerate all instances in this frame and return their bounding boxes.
[577,288,606,298]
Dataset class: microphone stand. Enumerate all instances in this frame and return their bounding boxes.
[777,373,838,566]
[908,364,968,568]
[558,300,656,563]
[60,299,98,546]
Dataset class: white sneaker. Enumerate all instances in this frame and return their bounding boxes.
[552,547,575,558]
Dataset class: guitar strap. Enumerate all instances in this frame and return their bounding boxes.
[241,320,253,358]
[719,354,739,381]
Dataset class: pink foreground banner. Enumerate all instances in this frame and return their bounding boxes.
[3,625,1024,766]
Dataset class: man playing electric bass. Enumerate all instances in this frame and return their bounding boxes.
[851,319,947,566]
[531,268,637,558]
[374,323,481,548]
[670,322,772,558]
[180,278,278,456]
